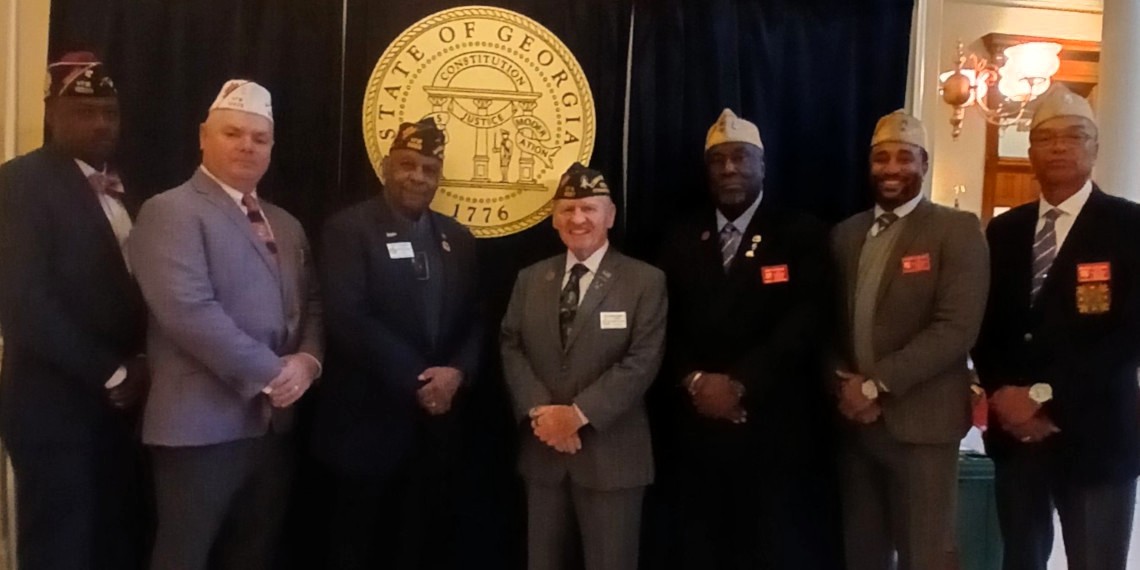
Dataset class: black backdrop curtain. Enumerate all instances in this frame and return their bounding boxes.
[626,0,915,257]
[43,0,912,567]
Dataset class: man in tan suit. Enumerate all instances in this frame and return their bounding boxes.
[501,162,667,570]
[830,111,989,570]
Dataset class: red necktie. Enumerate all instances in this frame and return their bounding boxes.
[241,193,278,257]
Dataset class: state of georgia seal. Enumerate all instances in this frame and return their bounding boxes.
[363,6,597,238]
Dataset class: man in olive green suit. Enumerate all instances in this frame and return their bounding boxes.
[830,111,989,570]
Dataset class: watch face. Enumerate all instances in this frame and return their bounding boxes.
[861,382,878,399]
[1030,384,1052,403]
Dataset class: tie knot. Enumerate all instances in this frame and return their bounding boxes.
[569,263,589,279]
[722,223,739,237]
[875,212,900,231]
[241,193,261,212]
[87,172,124,196]
[1044,208,1062,222]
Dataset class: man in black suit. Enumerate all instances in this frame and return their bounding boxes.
[310,118,482,569]
[0,52,148,570]
[656,109,838,569]
[973,84,1140,570]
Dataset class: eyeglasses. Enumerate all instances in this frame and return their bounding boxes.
[1029,132,1094,148]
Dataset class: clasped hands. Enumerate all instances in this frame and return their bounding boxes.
[530,405,585,454]
[416,366,463,416]
[688,372,747,424]
[835,370,880,425]
[989,386,1060,443]
[262,353,321,408]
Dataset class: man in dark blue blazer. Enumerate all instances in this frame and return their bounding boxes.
[0,53,148,570]
[973,84,1140,570]
[311,118,482,569]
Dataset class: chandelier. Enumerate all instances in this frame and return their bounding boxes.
[939,40,1062,139]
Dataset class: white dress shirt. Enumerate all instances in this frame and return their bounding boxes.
[1037,179,1093,251]
[869,192,924,238]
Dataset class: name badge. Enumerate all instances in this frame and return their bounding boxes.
[600,312,628,330]
[1077,262,1111,283]
[902,253,932,274]
[761,265,789,284]
[386,242,414,259]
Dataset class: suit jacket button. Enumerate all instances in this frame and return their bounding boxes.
[1023,333,1033,342]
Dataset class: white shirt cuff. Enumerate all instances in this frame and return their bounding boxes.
[573,404,589,426]
[105,365,128,389]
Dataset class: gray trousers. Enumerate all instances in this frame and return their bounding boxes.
[841,422,960,570]
[526,481,644,570]
[149,434,293,570]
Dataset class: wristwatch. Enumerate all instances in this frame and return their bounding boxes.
[861,379,880,400]
[1028,383,1053,404]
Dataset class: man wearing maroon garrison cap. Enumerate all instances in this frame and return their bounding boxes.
[0,51,149,570]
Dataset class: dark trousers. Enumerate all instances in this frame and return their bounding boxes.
[324,424,459,570]
[672,440,837,570]
[149,434,294,570]
[7,436,148,570]
[994,444,1136,570]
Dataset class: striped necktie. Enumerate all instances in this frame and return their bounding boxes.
[720,223,741,272]
[873,212,899,236]
[1031,208,1062,302]
[242,193,278,258]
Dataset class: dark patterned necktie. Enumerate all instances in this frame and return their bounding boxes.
[241,193,278,258]
[1031,208,1062,302]
[719,223,741,272]
[559,263,589,347]
[873,212,899,236]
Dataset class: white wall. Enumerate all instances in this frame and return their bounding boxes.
[926,1,1101,214]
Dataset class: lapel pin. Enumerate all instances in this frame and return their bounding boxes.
[545,270,556,281]
[700,230,710,241]
[745,250,755,258]
[385,231,397,238]
[751,235,762,244]
[442,241,451,253]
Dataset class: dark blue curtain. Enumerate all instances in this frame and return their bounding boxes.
[626,0,915,257]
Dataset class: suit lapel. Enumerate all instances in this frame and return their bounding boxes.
[261,204,295,314]
[875,199,934,307]
[189,170,281,281]
[565,249,622,351]
[50,151,128,275]
[1038,188,1105,304]
[542,257,566,353]
[844,211,875,314]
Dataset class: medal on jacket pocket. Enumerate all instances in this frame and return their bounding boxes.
[1076,262,1111,314]
[1076,282,1110,314]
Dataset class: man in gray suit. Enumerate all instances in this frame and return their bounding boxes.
[129,80,323,570]
[501,162,667,570]
[830,111,989,570]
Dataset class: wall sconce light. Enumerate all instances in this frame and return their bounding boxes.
[939,40,1061,139]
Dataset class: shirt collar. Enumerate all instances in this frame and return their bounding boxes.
[200,165,258,207]
[716,191,764,232]
[74,159,102,178]
[1038,179,1093,219]
[566,241,609,276]
[873,192,924,221]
